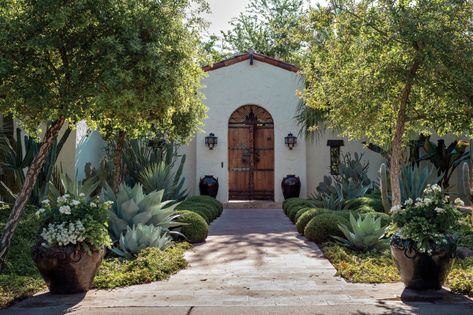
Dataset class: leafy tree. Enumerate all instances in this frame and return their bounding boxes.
[91,0,206,192]
[221,0,308,64]
[0,0,205,267]
[301,0,473,206]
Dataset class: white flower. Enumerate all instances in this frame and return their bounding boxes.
[404,198,413,206]
[41,199,50,205]
[415,200,425,207]
[59,205,71,215]
[390,204,402,213]
[36,208,46,216]
[104,201,114,206]
[89,202,97,208]
[79,193,85,197]
[423,198,433,206]
[434,207,445,214]
[70,200,80,206]
[431,184,442,193]
[454,198,465,207]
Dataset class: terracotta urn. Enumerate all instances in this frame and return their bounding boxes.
[32,244,104,294]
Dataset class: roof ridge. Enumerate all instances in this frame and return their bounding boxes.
[202,52,299,73]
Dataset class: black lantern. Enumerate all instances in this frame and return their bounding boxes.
[205,133,218,150]
[285,133,297,150]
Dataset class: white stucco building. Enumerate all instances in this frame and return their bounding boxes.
[4,52,465,204]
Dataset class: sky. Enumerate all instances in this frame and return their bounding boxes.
[204,0,326,35]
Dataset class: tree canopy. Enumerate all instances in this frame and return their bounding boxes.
[219,0,308,64]
[301,0,473,204]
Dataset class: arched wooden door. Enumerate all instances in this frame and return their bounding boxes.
[228,105,274,200]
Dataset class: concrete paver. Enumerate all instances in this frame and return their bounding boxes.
[4,208,473,314]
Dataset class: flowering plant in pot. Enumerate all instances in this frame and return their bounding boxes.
[32,194,112,294]
[390,184,462,290]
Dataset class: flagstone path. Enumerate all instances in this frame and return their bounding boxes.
[4,208,473,314]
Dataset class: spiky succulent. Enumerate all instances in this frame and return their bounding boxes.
[104,184,181,241]
[112,224,172,258]
[333,213,388,251]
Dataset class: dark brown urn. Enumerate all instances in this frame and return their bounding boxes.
[199,175,219,198]
[390,233,456,290]
[32,244,104,294]
[281,175,301,200]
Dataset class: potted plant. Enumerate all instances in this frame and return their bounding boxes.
[390,184,462,290]
[32,193,112,294]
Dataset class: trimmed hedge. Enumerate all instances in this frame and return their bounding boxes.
[344,197,384,212]
[282,198,302,213]
[186,196,223,216]
[283,198,313,214]
[304,213,349,244]
[176,210,209,243]
[294,207,312,223]
[295,208,331,235]
[176,202,217,222]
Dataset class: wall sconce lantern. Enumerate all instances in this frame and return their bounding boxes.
[285,133,297,150]
[205,133,218,150]
[327,140,344,175]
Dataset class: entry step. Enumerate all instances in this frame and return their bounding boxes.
[224,200,282,209]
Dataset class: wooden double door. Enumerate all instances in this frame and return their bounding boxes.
[228,105,274,200]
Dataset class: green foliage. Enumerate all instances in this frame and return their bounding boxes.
[282,198,312,214]
[296,208,331,234]
[301,0,473,151]
[37,195,112,253]
[0,274,45,308]
[175,201,218,223]
[112,225,172,259]
[304,213,348,244]
[333,214,388,251]
[448,258,473,297]
[399,164,442,203]
[344,197,383,212]
[0,128,70,205]
[315,153,372,209]
[322,242,400,283]
[294,207,311,223]
[91,0,206,143]
[48,173,100,205]
[419,139,470,188]
[392,185,461,254]
[138,161,187,202]
[105,184,181,242]
[287,203,313,222]
[220,0,307,65]
[186,196,223,216]
[94,244,190,289]
[175,210,208,243]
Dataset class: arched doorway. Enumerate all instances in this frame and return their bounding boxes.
[228,105,274,200]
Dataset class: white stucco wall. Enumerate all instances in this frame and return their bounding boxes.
[193,59,307,203]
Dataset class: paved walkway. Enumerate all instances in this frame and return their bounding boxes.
[5,208,473,314]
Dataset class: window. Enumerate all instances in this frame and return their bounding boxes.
[327,140,344,175]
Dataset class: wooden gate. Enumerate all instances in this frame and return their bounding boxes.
[228,105,274,200]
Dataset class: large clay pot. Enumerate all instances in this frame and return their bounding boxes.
[390,232,456,290]
[199,175,219,198]
[281,175,301,200]
[32,244,104,294]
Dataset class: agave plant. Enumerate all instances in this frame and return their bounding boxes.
[48,173,101,204]
[112,224,173,259]
[333,213,388,251]
[399,164,443,202]
[104,184,182,242]
[138,159,187,201]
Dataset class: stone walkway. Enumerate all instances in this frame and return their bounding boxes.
[5,208,473,314]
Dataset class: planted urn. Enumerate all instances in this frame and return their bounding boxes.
[32,194,112,294]
[390,184,461,290]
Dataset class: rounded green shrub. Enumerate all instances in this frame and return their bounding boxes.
[287,201,314,218]
[282,197,301,213]
[334,210,357,221]
[355,205,377,214]
[294,207,312,222]
[304,213,349,244]
[175,210,209,243]
[295,208,331,235]
[344,197,384,212]
[365,212,392,226]
[175,203,212,223]
[177,201,218,220]
[186,196,223,216]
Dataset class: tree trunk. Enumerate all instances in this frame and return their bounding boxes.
[390,59,421,207]
[112,130,126,194]
[0,117,65,270]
